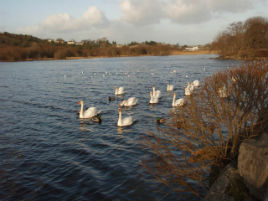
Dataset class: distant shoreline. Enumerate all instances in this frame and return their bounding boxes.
[66,50,218,60]
[13,50,216,62]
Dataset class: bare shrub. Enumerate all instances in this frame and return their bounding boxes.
[142,61,268,197]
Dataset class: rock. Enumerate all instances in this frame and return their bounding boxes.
[204,164,255,201]
[238,132,268,201]
[204,164,238,201]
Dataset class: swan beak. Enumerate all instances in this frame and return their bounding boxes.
[78,101,81,104]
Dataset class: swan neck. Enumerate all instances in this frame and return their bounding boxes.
[80,102,84,117]
[172,94,176,105]
[152,87,155,96]
[118,111,122,125]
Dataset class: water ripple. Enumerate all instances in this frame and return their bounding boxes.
[0,55,240,201]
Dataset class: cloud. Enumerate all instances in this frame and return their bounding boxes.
[42,13,75,31]
[165,0,211,24]
[208,0,253,13]
[19,6,108,37]
[80,6,108,25]
[120,0,164,25]
[119,0,258,25]
[17,0,265,43]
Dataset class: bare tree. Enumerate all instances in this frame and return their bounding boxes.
[142,61,268,197]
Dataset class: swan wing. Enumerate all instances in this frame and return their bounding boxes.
[156,90,161,98]
[192,80,198,86]
[123,116,133,126]
[128,97,138,106]
[84,107,98,118]
[150,96,159,104]
[118,87,125,94]
[167,85,174,91]
[120,100,127,107]
[185,88,191,96]
[175,99,185,107]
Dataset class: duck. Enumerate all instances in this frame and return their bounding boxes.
[92,114,102,123]
[115,86,125,95]
[156,117,166,124]
[117,107,134,127]
[119,97,138,107]
[78,100,100,119]
[152,86,161,99]
[108,96,115,101]
[172,93,185,107]
[167,82,174,91]
[149,91,159,104]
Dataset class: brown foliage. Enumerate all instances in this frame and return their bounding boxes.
[0,32,179,61]
[210,16,268,59]
[142,61,268,197]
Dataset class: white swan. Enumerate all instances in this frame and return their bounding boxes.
[117,107,134,127]
[149,91,159,104]
[120,97,138,107]
[152,86,161,99]
[231,76,237,83]
[192,80,200,89]
[78,100,100,119]
[172,93,185,107]
[167,83,174,91]
[115,86,125,95]
[218,86,228,98]
[185,82,194,96]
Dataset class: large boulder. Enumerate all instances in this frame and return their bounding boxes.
[238,132,268,201]
[204,164,238,201]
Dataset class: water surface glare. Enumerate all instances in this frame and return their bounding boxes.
[0,55,240,201]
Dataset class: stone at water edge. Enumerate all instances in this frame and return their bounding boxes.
[238,132,268,201]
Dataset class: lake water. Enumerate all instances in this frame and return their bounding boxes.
[0,55,240,201]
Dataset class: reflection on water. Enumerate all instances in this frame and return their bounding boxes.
[0,55,240,201]
[117,127,124,135]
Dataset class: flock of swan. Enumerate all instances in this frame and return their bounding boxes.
[77,79,201,127]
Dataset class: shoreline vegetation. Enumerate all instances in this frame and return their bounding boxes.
[0,31,214,62]
[143,60,268,200]
[0,16,267,62]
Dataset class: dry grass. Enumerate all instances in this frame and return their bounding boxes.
[142,60,268,197]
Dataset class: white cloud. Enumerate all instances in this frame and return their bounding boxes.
[42,13,75,31]
[81,6,107,25]
[19,6,108,38]
[17,0,266,44]
[119,0,260,25]
[166,0,211,24]
[120,0,164,25]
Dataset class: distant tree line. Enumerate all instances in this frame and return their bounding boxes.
[0,32,180,61]
[210,16,268,59]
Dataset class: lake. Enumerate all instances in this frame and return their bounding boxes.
[0,55,240,201]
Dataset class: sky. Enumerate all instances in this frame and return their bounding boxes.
[0,0,267,45]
